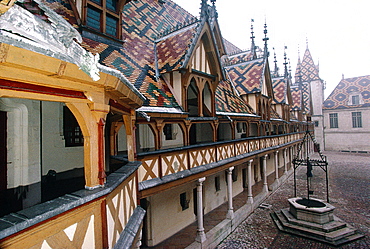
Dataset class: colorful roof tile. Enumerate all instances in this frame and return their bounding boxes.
[215,80,255,114]
[225,58,265,95]
[156,24,197,74]
[291,87,302,111]
[300,47,320,82]
[272,77,287,104]
[223,38,243,55]
[302,82,311,114]
[323,75,370,109]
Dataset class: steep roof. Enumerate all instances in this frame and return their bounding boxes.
[300,47,320,82]
[272,77,287,104]
[323,75,370,109]
[215,80,255,115]
[80,0,199,108]
[291,86,302,111]
[225,58,265,95]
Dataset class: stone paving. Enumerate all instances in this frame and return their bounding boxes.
[217,151,370,249]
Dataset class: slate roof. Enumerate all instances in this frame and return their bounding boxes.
[225,58,265,95]
[323,75,370,109]
[215,80,255,115]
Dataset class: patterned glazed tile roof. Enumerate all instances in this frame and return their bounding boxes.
[272,77,287,104]
[225,58,265,95]
[215,80,255,115]
[81,0,198,108]
[226,51,254,65]
[323,75,370,109]
[291,87,302,111]
[156,24,197,74]
[302,82,311,114]
[298,47,320,82]
[223,38,243,55]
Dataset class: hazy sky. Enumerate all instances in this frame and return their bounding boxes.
[173,0,370,98]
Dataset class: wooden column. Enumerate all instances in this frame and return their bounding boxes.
[283,148,287,174]
[123,111,136,162]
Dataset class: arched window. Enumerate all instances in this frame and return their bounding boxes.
[187,78,199,116]
[202,82,212,117]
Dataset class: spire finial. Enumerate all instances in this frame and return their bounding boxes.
[263,21,269,58]
[200,0,208,18]
[273,47,279,77]
[210,0,216,5]
[250,19,256,59]
[283,46,288,78]
[306,37,309,48]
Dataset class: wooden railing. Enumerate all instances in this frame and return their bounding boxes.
[0,163,142,249]
[137,132,304,183]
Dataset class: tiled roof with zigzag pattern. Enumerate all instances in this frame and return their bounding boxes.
[300,48,320,82]
[272,77,287,104]
[225,58,265,95]
[215,80,255,114]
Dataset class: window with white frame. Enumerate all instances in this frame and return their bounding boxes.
[329,113,338,128]
[352,112,362,128]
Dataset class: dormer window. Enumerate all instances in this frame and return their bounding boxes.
[348,92,363,106]
[352,95,359,105]
[86,0,121,38]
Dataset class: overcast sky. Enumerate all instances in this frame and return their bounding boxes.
[173,0,370,98]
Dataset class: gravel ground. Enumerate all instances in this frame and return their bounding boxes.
[217,151,370,249]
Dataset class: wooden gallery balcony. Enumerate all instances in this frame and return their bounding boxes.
[137,132,304,197]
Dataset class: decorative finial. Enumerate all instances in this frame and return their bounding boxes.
[273,47,279,77]
[210,0,216,5]
[263,22,269,57]
[283,46,288,77]
[200,0,208,18]
[306,37,309,48]
[250,19,256,59]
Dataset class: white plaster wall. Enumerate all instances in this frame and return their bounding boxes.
[323,108,370,152]
[204,173,227,214]
[0,98,41,187]
[41,101,83,175]
[148,183,196,246]
[161,123,184,149]
[266,154,275,176]
[138,124,155,151]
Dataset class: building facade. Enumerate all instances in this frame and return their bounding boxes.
[323,75,370,152]
[0,0,318,248]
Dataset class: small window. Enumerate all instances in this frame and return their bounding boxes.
[215,176,220,191]
[86,0,120,38]
[329,113,338,128]
[352,95,360,105]
[63,106,84,147]
[314,121,319,127]
[180,192,189,211]
[352,112,362,128]
[163,124,173,140]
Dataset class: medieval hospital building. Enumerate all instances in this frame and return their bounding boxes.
[0,0,324,248]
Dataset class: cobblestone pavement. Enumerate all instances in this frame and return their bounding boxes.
[217,151,370,249]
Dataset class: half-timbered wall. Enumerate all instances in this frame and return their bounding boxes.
[191,42,211,74]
